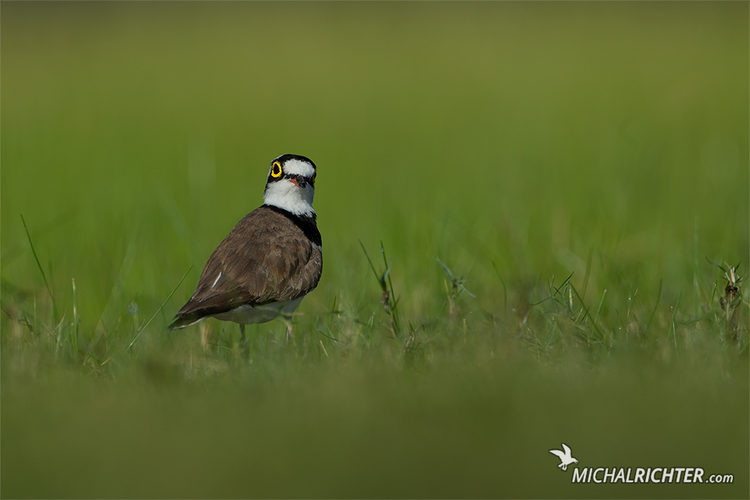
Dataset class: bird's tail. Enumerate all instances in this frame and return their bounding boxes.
[167,315,204,331]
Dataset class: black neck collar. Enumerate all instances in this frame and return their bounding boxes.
[263,204,322,247]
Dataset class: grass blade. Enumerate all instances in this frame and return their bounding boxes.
[359,239,382,284]
[72,278,79,362]
[581,244,594,301]
[127,266,192,352]
[21,214,58,320]
[380,241,401,337]
[490,261,508,318]
[646,279,662,335]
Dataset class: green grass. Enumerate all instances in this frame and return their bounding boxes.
[2,2,748,498]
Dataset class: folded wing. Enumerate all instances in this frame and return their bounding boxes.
[169,207,322,329]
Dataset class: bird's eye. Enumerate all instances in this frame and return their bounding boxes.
[271,162,282,178]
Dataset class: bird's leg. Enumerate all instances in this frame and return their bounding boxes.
[285,322,293,343]
[238,323,250,359]
[278,313,294,344]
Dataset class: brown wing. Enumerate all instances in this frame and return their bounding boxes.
[170,206,322,328]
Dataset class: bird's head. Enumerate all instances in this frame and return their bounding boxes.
[263,154,317,217]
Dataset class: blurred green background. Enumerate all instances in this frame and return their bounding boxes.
[2,2,748,498]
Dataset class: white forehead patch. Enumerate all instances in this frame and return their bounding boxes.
[281,159,315,178]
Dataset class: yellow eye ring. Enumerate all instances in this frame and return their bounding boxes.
[271,162,282,178]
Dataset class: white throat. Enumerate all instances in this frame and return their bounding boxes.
[263,179,315,216]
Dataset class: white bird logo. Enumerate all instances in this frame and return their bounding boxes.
[549,443,578,471]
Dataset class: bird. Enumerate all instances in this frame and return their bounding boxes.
[549,443,578,471]
[169,154,322,343]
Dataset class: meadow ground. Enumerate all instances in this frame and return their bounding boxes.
[1,2,748,498]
